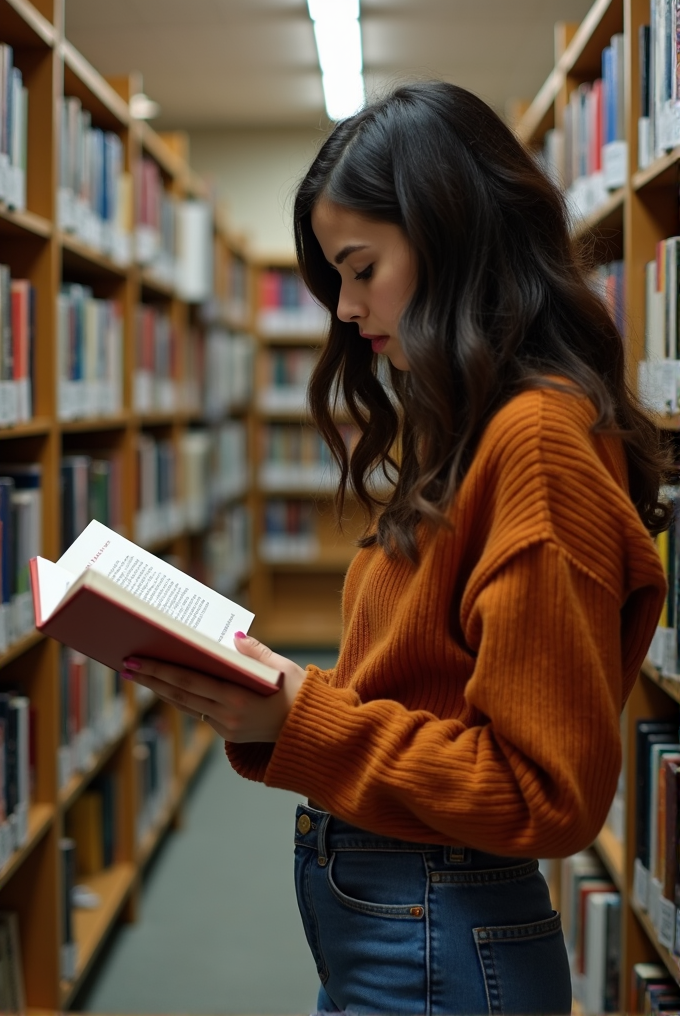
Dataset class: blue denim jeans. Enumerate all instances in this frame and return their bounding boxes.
[294,804,572,1015]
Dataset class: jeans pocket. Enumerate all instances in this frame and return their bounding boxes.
[294,845,328,983]
[326,852,426,919]
[473,911,572,1016]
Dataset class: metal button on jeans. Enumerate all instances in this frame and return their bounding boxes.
[297,814,312,835]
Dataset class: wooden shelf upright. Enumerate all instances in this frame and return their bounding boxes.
[0,0,255,1007]
[517,0,680,1008]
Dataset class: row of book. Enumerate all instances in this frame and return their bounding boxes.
[638,239,680,415]
[632,718,680,957]
[62,454,123,553]
[0,466,41,652]
[649,489,678,674]
[0,911,24,1013]
[0,45,27,212]
[541,33,627,219]
[65,769,119,874]
[135,713,174,847]
[203,504,251,596]
[0,694,29,871]
[561,849,620,1013]
[258,347,316,413]
[135,156,176,287]
[260,498,319,562]
[259,423,355,492]
[638,4,680,169]
[58,96,132,265]
[204,252,248,329]
[57,285,123,421]
[202,329,253,419]
[257,268,328,337]
[0,267,34,426]
[58,647,126,789]
[134,305,178,413]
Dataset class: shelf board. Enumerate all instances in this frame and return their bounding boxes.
[571,188,625,239]
[516,68,560,145]
[0,205,51,239]
[0,802,53,893]
[59,708,134,811]
[60,39,130,128]
[630,895,680,988]
[139,268,176,299]
[59,413,131,433]
[559,0,621,78]
[0,416,52,439]
[138,122,185,180]
[593,824,624,890]
[59,862,137,1008]
[633,148,680,192]
[0,629,45,669]
[60,233,129,278]
[641,658,680,704]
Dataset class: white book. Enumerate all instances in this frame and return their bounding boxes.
[583,892,620,1015]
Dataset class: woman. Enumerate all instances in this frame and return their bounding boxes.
[122,83,668,1014]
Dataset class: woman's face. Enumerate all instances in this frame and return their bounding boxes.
[311,199,417,371]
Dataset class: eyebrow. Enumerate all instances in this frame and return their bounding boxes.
[334,244,368,265]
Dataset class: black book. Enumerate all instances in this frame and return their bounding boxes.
[636,720,679,867]
[640,25,651,118]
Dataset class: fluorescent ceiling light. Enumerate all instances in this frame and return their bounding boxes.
[307,0,365,121]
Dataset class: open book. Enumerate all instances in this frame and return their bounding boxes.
[29,520,282,695]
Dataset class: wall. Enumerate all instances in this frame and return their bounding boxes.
[188,127,329,260]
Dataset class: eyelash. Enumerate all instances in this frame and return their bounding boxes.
[354,265,373,281]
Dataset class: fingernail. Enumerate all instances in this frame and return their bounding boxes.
[123,657,141,670]
[235,631,248,640]
[121,670,135,681]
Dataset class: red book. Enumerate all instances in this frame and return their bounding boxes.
[30,520,282,695]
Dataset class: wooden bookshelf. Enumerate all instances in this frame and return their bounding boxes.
[0,1,258,1007]
[518,1,680,1005]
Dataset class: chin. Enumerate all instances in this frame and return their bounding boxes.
[386,352,410,371]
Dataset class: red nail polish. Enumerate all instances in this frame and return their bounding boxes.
[121,670,134,680]
[123,658,141,670]
[235,631,247,639]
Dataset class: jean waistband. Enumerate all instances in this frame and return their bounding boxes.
[294,803,537,873]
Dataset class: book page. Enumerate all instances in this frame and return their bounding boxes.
[57,520,254,647]
[33,557,76,622]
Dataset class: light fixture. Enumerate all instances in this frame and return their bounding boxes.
[307,0,365,121]
[130,92,161,121]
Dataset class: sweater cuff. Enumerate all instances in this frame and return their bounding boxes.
[224,740,274,783]
[264,670,360,802]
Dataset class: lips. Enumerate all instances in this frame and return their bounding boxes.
[360,332,390,353]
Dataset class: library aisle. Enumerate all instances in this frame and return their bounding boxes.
[75,653,335,1016]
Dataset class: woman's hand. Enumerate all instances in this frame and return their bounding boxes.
[121,632,307,743]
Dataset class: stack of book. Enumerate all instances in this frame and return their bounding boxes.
[58,647,125,788]
[61,454,123,552]
[57,285,123,421]
[58,97,132,264]
[638,239,680,414]
[259,498,319,562]
[258,348,316,413]
[259,422,356,491]
[0,267,34,426]
[65,770,119,873]
[134,304,177,413]
[638,5,680,168]
[630,962,680,1011]
[542,33,626,219]
[204,504,251,595]
[561,849,620,1014]
[256,268,328,336]
[203,328,253,419]
[0,46,28,213]
[0,465,41,650]
[135,156,176,288]
[632,717,680,957]
[135,434,183,547]
[135,713,174,846]
[0,693,30,867]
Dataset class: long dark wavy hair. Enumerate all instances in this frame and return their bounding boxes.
[293,81,671,562]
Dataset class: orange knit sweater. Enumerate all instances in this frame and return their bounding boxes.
[226,384,666,857]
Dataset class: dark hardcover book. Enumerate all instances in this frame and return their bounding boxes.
[93,770,116,867]
[664,759,680,900]
[59,837,76,946]
[631,964,673,1013]
[640,25,651,119]
[0,695,17,823]
[636,721,679,867]
[0,478,14,606]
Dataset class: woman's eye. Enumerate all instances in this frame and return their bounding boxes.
[354,265,373,281]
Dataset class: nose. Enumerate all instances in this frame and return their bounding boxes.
[336,280,367,324]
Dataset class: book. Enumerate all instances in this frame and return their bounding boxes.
[582,890,620,1014]
[29,519,281,694]
[631,963,674,1013]
[66,790,104,875]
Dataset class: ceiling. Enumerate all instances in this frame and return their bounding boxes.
[64,0,595,130]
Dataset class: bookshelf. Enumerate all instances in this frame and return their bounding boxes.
[247,257,362,648]
[517,0,680,1009]
[0,0,254,1008]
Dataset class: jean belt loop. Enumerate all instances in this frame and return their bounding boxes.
[316,811,330,867]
